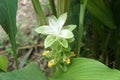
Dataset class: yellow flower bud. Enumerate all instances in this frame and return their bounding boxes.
[42,51,49,56]
[71,52,77,57]
[48,59,54,67]
[65,58,70,64]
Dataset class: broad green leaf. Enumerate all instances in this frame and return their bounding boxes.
[87,0,116,29]
[0,62,48,80]
[0,0,17,37]
[58,38,68,48]
[45,35,56,48]
[0,0,18,68]
[48,78,54,80]
[53,58,120,80]
[0,55,8,72]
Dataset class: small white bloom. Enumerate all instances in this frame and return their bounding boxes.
[35,13,76,48]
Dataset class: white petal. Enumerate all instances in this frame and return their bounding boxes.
[35,26,54,35]
[63,25,76,31]
[48,16,58,31]
[57,13,67,31]
[60,29,74,39]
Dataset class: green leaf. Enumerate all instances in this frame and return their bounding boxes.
[0,0,18,68]
[0,55,8,72]
[0,62,48,80]
[87,0,116,29]
[48,78,54,80]
[58,38,68,48]
[53,58,120,80]
[0,0,18,36]
[45,35,56,48]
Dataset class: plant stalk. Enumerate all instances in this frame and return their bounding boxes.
[102,31,111,64]
[77,0,88,56]
[49,0,57,17]
[57,0,71,19]
[10,37,18,69]
[31,0,47,25]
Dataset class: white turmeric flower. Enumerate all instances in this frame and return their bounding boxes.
[35,13,76,48]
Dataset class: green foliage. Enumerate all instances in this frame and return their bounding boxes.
[69,0,120,70]
[0,63,48,80]
[53,58,120,80]
[77,0,88,55]
[49,0,57,16]
[69,0,80,55]
[0,0,17,35]
[0,55,8,72]
[1,0,120,80]
[57,0,71,23]
[111,0,120,27]
[1,58,120,80]
[0,0,18,68]
[111,0,120,69]
[87,0,116,29]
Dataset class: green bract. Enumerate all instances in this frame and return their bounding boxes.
[35,13,76,48]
